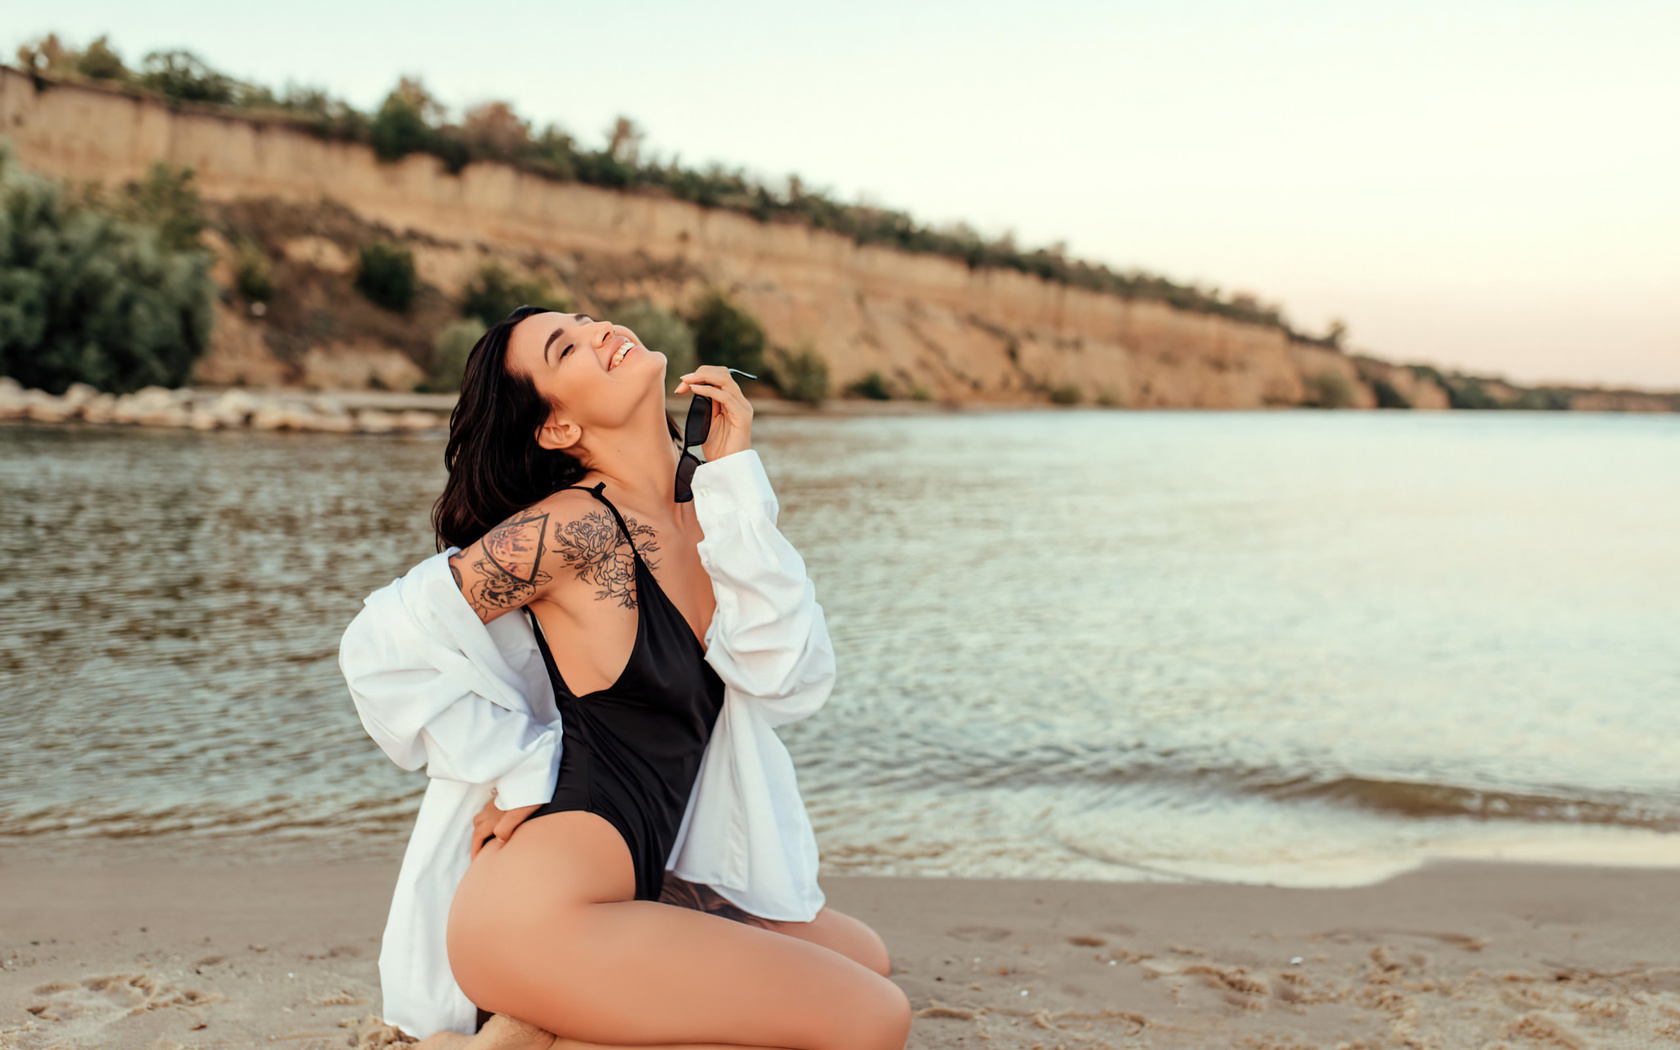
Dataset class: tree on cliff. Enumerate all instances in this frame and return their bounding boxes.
[0,144,213,394]
[689,292,766,377]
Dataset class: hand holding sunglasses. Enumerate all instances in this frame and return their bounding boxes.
[673,366,756,503]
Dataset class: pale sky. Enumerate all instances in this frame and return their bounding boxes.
[18,1,1680,388]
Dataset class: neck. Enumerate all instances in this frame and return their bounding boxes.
[574,395,682,508]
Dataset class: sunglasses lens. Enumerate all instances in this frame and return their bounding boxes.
[684,394,712,448]
[674,450,701,503]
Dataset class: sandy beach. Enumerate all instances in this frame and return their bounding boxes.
[4,858,1678,1049]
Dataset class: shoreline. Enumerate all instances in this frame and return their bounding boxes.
[7,378,1680,439]
[4,854,1678,1048]
[0,378,1066,436]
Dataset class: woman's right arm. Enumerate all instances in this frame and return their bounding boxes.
[448,488,597,622]
[340,560,557,791]
[449,504,559,623]
[341,493,588,812]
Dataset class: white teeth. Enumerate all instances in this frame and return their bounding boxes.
[610,342,634,370]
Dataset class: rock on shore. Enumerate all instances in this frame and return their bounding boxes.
[0,377,447,434]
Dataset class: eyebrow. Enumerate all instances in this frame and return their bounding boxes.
[542,325,567,364]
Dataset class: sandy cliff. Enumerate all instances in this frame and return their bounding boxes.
[3,68,1444,408]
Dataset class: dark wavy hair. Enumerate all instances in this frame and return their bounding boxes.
[432,305,679,552]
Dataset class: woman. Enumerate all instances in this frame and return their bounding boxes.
[340,306,910,1050]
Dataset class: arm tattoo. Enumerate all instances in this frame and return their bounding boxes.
[657,874,772,927]
[551,511,660,609]
[468,508,553,610]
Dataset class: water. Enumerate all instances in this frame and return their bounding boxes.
[2,411,1677,885]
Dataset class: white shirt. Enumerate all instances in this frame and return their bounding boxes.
[338,450,834,1039]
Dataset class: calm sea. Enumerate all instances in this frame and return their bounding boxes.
[2,411,1677,885]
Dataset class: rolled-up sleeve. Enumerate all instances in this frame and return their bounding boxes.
[416,699,559,807]
[692,450,836,726]
[339,554,561,809]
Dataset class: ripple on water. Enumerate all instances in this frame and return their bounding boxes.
[3,412,1679,882]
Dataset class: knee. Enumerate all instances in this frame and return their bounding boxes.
[836,975,911,1050]
[816,908,893,978]
[858,925,892,978]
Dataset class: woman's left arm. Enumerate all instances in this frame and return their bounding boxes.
[691,451,835,725]
[676,366,836,726]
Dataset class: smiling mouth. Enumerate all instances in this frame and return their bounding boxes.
[609,341,638,370]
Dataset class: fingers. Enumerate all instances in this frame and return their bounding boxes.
[676,366,746,400]
[680,379,752,420]
[470,793,500,859]
[681,364,743,390]
[492,803,541,846]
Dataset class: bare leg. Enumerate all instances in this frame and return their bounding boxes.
[448,812,909,1050]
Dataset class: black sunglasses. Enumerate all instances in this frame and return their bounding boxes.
[674,368,756,503]
[674,394,711,503]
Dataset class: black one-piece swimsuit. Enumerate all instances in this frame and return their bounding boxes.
[522,482,726,903]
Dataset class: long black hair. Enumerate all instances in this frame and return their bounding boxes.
[431,305,683,552]
[433,306,583,551]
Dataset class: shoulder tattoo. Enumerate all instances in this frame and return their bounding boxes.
[469,507,553,609]
[551,510,660,609]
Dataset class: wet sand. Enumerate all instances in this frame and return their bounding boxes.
[3,858,1678,1049]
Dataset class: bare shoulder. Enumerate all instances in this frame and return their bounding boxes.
[546,489,662,611]
[449,486,676,622]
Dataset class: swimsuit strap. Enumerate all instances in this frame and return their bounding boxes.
[561,482,645,568]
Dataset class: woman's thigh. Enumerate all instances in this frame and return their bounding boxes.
[658,876,891,976]
[447,812,909,1050]
[761,908,891,977]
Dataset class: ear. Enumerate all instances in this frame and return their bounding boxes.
[535,417,582,451]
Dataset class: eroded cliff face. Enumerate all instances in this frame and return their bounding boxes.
[1,68,1445,408]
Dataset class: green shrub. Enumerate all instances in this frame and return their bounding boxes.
[458,262,568,327]
[0,142,213,393]
[427,319,483,392]
[1371,377,1411,409]
[114,162,206,253]
[611,300,695,381]
[1444,376,1500,410]
[355,242,418,312]
[1305,369,1357,409]
[689,291,765,376]
[76,35,126,80]
[234,240,274,302]
[1511,388,1570,411]
[137,49,234,104]
[574,150,635,188]
[769,344,830,404]
[845,371,891,401]
[1048,383,1082,405]
[370,93,432,162]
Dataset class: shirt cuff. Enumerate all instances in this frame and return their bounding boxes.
[691,449,776,511]
[491,733,560,809]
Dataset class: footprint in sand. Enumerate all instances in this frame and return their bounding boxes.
[945,925,1013,942]
[19,974,216,1048]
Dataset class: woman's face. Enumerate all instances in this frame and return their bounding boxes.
[505,311,667,445]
